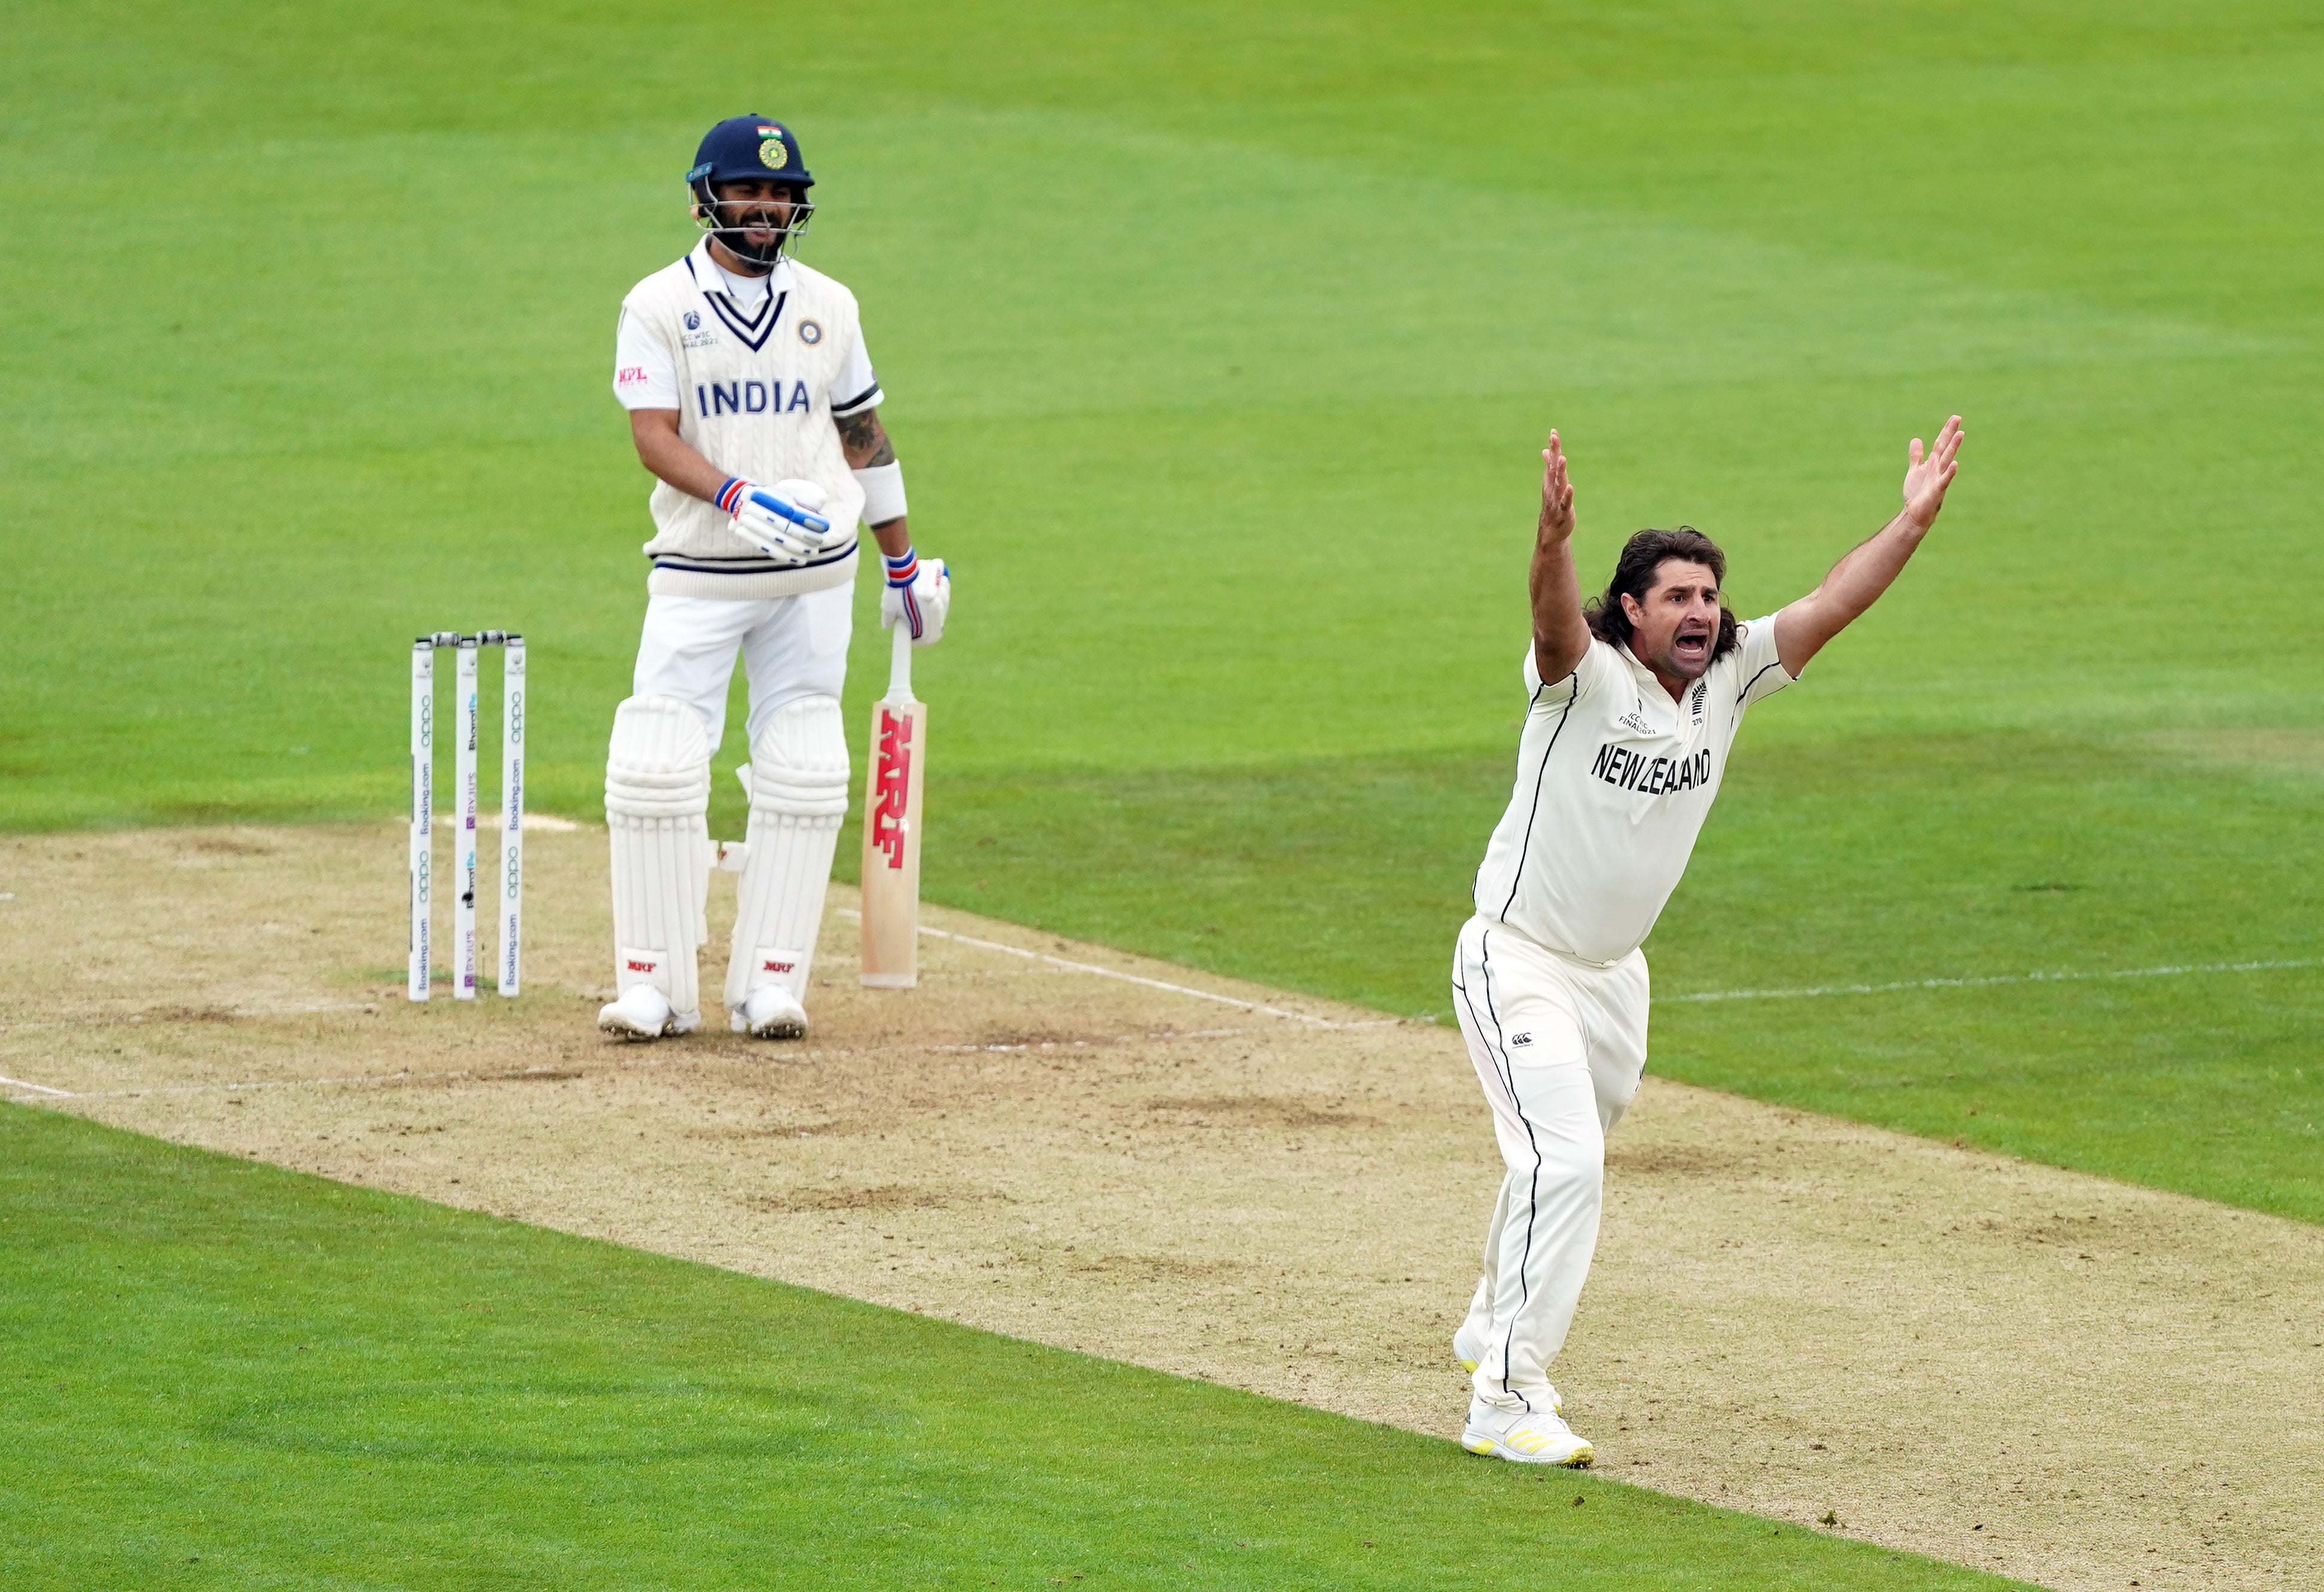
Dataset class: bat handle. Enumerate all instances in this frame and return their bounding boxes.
[887,618,916,705]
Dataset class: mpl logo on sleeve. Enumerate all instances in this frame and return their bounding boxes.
[868,707,916,868]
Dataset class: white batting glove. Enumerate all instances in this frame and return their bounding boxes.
[718,476,843,567]
[879,548,950,643]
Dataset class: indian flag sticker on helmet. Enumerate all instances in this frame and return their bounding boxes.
[759,136,788,169]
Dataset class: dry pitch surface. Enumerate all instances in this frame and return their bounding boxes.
[4,824,2320,1592]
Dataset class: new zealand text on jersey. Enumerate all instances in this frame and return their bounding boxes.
[1590,742,1714,796]
[695,380,814,417]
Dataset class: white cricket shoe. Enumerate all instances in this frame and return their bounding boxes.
[597,985,700,1041]
[1462,1392,1594,1467]
[733,984,810,1041]
[1453,1319,1488,1375]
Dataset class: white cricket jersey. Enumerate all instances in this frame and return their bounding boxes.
[612,240,884,600]
[1471,616,1794,965]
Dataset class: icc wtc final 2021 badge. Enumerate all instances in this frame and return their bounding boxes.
[798,320,823,346]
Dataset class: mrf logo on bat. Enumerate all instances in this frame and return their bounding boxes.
[859,625,929,989]
[869,706,915,867]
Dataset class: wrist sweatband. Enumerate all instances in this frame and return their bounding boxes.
[853,461,908,526]
[714,478,750,515]
[883,548,918,588]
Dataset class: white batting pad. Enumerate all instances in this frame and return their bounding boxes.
[724,694,850,1011]
[604,695,713,1018]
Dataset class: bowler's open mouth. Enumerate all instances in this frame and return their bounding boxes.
[1673,627,1710,658]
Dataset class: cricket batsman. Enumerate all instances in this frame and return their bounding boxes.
[596,115,948,1041]
[1450,417,1965,1465]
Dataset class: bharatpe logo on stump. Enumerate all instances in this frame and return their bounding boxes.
[869,708,915,868]
[1592,742,1713,796]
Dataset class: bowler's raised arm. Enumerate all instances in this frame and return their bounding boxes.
[1530,430,1592,684]
[1773,415,1965,677]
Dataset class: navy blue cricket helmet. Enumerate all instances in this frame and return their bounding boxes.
[688,115,815,267]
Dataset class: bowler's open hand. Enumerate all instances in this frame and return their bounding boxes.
[1902,415,1965,530]
[1540,429,1576,543]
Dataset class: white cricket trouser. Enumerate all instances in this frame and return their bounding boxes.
[631,586,854,750]
[1450,914,1648,1412]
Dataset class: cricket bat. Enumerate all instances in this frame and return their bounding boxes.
[859,622,926,987]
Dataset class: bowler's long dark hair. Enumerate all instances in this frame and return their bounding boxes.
[1584,527,1740,661]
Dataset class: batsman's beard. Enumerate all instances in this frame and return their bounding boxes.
[702,197,815,267]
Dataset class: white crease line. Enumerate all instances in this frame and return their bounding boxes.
[0,1028,1277,1102]
[838,910,1398,1030]
[1670,957,2324,1005]
[0,1000,381,1037]
[6,1066,494,1102]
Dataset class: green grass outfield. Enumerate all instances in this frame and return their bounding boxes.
[1,1103,2020,1591]
[7,0,2316,1217]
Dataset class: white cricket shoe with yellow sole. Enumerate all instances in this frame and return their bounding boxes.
[1462,1392,1594,1467]
[732,983,810,1041]
[1453,1319,1488,1375]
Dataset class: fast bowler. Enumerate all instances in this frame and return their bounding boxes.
[597,115,949,1041]
[1451,417,1966,1466]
